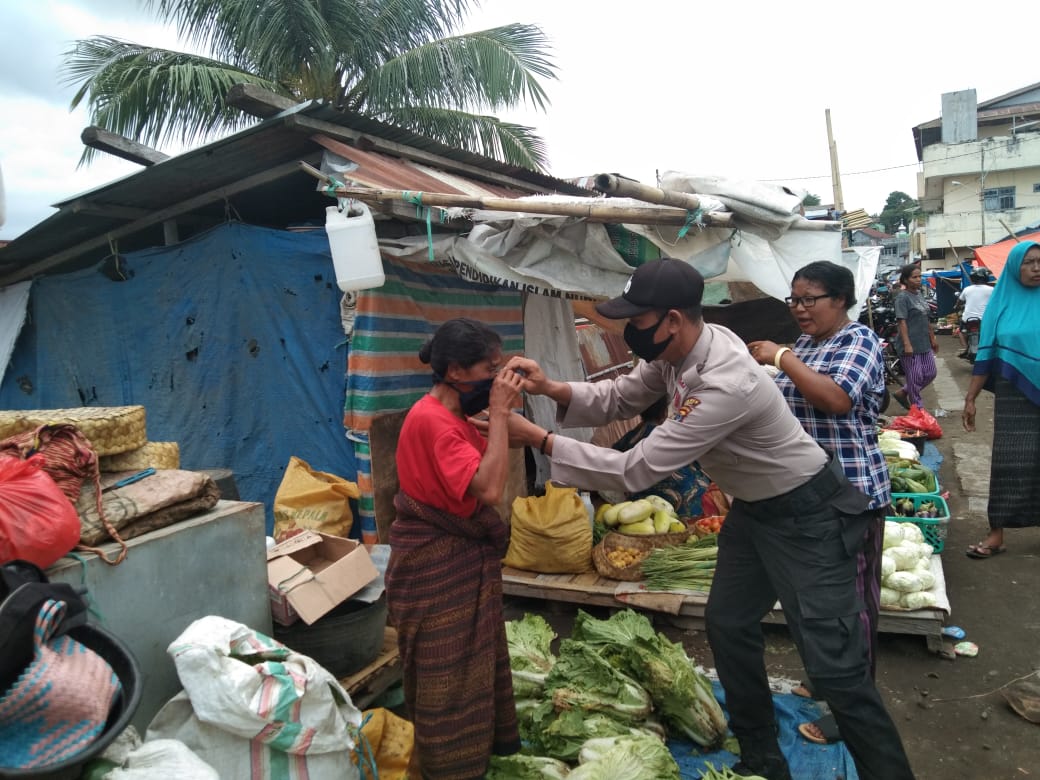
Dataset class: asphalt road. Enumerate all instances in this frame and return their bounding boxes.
[503,333,1040,780]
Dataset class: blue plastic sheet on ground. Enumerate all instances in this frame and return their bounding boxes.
[920,441,943,477]
[668,682,858,779]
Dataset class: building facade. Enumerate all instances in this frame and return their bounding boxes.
[913,83,1040,268]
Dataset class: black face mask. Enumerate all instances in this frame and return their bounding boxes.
[624,312,672,362]
[451,377,494,416]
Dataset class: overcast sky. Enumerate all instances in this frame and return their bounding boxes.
[1,0,1035,242]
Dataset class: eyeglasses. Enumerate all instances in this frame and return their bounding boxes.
[785,294,833,309]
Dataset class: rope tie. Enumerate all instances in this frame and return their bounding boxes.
[402,191,438,262]
[676,208,704,240]
[353,711,379,779]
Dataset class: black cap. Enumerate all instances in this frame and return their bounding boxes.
[596,257,705,319]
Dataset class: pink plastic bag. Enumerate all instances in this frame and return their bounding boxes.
[0,455,82,568]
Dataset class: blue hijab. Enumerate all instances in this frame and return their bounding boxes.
[974,240,1040,404]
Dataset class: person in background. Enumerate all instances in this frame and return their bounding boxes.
[892,263,938,409]
[748,261,889,748]
[611,395,713,518]
[385,318,526,779]
[963,242,1040,558]
[955,269,994,358]
[505,258,915,780]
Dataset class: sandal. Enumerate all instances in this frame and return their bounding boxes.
[797,713,842,745]
[791,681,815,700]
[966,542,1007,559]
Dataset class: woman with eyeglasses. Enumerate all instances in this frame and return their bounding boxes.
[963,241,1040,559]
[891,263,938,409]
[748,261,889,749]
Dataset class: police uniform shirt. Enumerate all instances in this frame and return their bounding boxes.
[550,323,828,502]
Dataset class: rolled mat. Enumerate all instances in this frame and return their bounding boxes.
[99,441,179,471]
[0,406,146,456]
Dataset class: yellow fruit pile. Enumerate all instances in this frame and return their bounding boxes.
[596,496,687,536]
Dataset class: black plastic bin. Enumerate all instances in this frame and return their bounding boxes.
[0,624,142,780]
[273,593,388,678]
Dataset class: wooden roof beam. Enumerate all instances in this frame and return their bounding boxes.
[226,83,297,119]
[0,154,321,285]
[80,126,170,167]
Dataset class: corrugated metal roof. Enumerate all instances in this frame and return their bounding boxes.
[0,102,588,283]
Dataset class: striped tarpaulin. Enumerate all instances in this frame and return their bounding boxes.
[345,256,523,541]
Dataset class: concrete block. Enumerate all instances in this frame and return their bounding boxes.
[48,500,271,733]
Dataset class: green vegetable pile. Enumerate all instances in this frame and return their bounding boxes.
[887,459,937,494]
[504,609,729,777]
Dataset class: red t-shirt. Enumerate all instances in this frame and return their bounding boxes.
[396,394,487,518]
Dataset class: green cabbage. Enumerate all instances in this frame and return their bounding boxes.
[507,614,558,699]
[568,733,680,779]
[485,753,571,779]
[526,704,658,762]
[570,610,727,747]
[544,639,652,723]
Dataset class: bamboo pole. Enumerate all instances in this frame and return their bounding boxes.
[299,162,731,226]
[593,173,703,211]
[998,218,1020,242]
[592,172,839,232]
[299,162,844,232]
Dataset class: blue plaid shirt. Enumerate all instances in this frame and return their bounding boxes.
[774,321,891,510]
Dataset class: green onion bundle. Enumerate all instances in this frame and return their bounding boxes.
[641,534,718,592]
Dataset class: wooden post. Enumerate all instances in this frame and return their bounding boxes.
[825,109,845,214]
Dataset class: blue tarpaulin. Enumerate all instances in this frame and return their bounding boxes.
[669,682,858,779]
[0,223,356,533]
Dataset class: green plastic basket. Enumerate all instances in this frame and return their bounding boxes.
[888,494,950,552]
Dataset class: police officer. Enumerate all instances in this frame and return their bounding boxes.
[506,258,915,780]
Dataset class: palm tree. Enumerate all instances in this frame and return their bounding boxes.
[61,0,557,170]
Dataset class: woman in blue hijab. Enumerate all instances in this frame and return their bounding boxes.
[962,240,1040,558]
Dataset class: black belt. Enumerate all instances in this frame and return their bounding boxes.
[741,456,845,516]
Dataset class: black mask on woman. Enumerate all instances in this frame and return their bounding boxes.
[451,378,494,416]
[624,312,672,362]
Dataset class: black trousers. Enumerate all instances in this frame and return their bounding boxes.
[705,458,916,780]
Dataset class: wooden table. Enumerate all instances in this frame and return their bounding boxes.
[501,565,949,653]
[340,626,402,709]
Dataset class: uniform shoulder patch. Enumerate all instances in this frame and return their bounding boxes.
[673,396,701,420]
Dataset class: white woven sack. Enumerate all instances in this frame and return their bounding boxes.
[146,616,362,780]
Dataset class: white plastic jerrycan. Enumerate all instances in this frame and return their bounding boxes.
[325,202,385,291]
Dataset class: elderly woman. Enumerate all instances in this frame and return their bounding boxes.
[891,263,938,409]
[749,261,890,748]
[963,241,1040,558]
[386,318,526,778]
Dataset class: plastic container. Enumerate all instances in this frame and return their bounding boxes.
[272,593,387,678]
[887,494,950,552]
[325,203,385,292]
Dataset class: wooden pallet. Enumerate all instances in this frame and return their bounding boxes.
[339,626,402,709]
[501,566,948,653]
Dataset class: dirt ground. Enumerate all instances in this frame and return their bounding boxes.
[503,333,1040,780]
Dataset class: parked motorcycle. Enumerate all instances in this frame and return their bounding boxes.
[961,317,982,363]
[860,288,904,414]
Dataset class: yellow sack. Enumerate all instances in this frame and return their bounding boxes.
[352,707,413,780]
[273,455,359,540]
[503,481,593,573]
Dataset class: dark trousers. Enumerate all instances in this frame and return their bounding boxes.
[705,460,915,780]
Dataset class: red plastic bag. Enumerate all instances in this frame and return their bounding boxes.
[888,405,943,440]
[0,455,82,569]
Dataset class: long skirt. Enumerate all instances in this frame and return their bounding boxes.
[989,377,1040,529]
[385,492,520,780]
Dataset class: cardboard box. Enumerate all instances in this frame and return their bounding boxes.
[267,531,378,626]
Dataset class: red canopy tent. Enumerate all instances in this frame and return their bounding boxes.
[973,229,1040,278]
